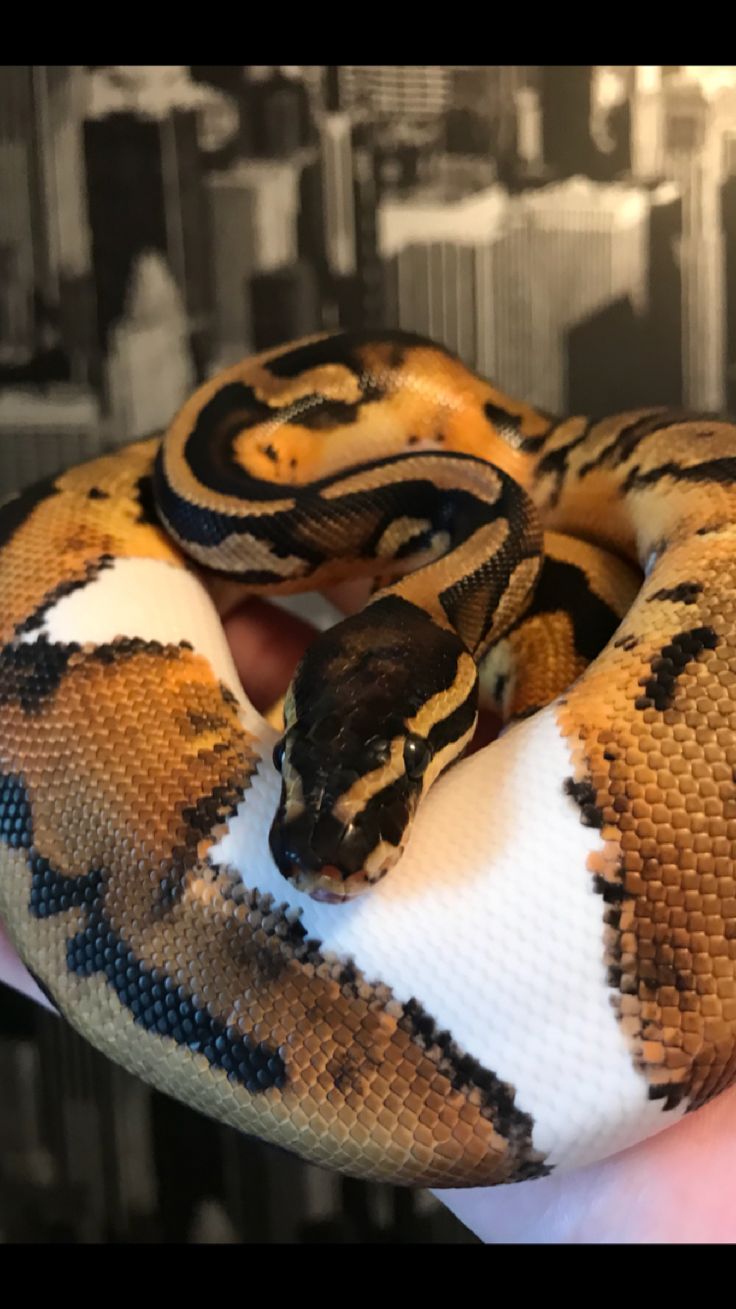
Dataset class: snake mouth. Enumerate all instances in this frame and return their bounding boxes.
[268,793,407,901]
[293,866,373,903]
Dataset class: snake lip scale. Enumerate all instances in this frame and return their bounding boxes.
[1,328,735,1187]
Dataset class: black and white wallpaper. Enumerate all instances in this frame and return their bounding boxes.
[1,63,736,1242]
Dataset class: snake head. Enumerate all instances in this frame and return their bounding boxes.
[268,596,478,902]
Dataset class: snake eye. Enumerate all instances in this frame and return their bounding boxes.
[403,733,432,781]
[272,737,286,773]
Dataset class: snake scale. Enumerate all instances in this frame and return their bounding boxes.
[1,329,735,1188]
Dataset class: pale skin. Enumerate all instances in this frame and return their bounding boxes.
[2,587,735,1243]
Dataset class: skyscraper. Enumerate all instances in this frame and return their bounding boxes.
[721,167,736,411]
[338,66,454,122]
[630,66,665,180]
[84,108,211,367]
[380,177,650,413]
[207,156,305,362]
[379,185,508,376]
[540,66,597,180]
[246,68,313,157]
[319,113,357,278]
[0,65,95,384]
[644,181,683,406]
[662,74,725,410]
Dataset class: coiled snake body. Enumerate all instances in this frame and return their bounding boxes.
[1,330,735,1187]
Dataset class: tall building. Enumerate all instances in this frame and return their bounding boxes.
[249,262,321,351]
[514,85,544,176]
[381,177,650,413]
[645,181,684,406]
[0,65,96,384]
[495,180,649,410]
[0,385,102,500]
[540,66,597,180]
[333,144,386,329]
[662,75,726,411]
[338,66,452,119]
[84,109,211,366]
[206,156,305,362]
[380,185,508,376]
[245,68,314,157]
[722,176,736,410]
[105,250,195,439]
[319,113,357,278]
[630,66,665,180]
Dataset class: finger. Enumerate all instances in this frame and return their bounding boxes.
[223,598,318,714]
[322,578,374,616]
[435,1082,736,1242]
[0,919,57,1012]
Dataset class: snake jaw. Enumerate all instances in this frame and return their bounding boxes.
[268,759,416,899]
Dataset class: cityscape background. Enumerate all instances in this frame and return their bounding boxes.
[1,63,735,1242]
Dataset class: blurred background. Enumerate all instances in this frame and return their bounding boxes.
[0,63,734,1242]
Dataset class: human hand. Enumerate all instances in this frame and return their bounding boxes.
[2,587,735,1242]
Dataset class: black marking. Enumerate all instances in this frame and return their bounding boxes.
[592,871,631,905]
[134,472,161,527]
[289,397,362,430]
[696,522,729,537]
[647,1083,685,1109]
[564,777,604,829]
[31,860,103,919]
[635,626,719,713]
[614,633,638,651]
[523,557,623,664]
[158,442,513,602]
[0,639,81,714]
[577,411,677,478]
[648,581,703,607]
[483,402,547,454]
[426,691,477,758]
[172,332,465,504]
[15,555,116,637]
[186,709,229,735]
[534,418,594,508]
[438,480,537,657]
[87,486,109,500]
[24,778,285,1092]
[176,382,291,500]
[89,636,193,668]
[64,896,287,1093]
[262,443,279,463]
[263,329,439,382]
[0,771,33,850]
[0,637,197,716]
[0,475,58,550]
[398,998,549,1180]
[623,456,736,492]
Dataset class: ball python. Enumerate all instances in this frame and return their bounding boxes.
[1,328,735,1189]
